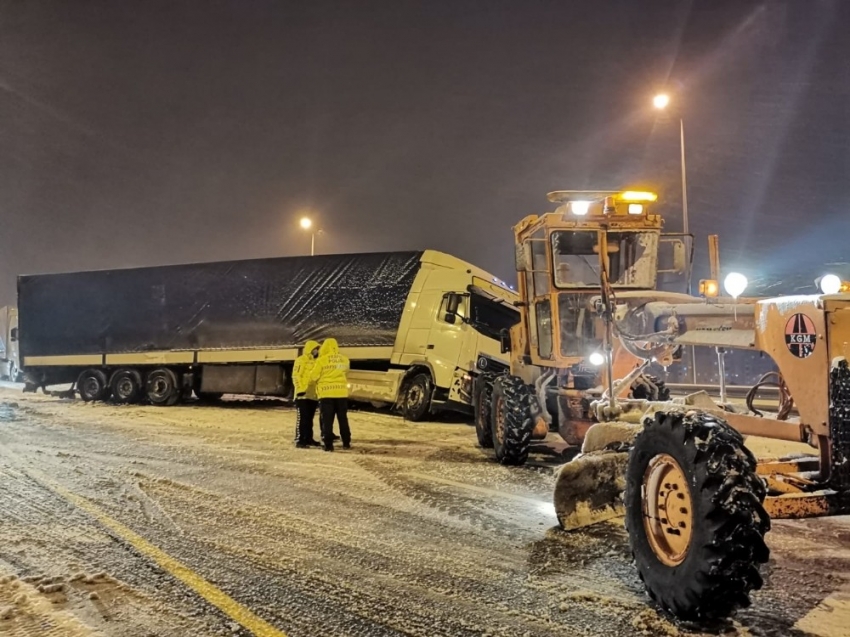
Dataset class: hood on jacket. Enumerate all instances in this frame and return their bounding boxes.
[304,340,320,357]
[319,338,339,356]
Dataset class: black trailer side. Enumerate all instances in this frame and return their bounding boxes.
[19,251,423,403]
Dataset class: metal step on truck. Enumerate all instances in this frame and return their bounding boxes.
[18,250,519,418]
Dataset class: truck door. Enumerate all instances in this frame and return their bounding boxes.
[426,292,466,391]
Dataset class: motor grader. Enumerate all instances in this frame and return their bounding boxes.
[475,190,850,620]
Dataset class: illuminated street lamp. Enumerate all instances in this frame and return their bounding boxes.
[299,216,317,256]
[652,93,670,109]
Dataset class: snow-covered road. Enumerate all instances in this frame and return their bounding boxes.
[0,388,847,637]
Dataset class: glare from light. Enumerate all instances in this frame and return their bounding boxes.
[653,93,670,109]
[299,217,312,230]
[724,272,748,299]
[619,191,658,202]
[588,351,606,366]
[820,274,842,295]
[570,201,590,216]
[628,204,644,215]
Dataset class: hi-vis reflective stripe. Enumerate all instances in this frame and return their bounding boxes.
[25,468,289,637]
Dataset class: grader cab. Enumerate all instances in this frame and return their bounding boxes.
[475,190,850,620]
[474,190,684,463]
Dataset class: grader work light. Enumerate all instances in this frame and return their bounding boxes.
[699,279,719,297]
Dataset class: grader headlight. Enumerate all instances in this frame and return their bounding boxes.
[570,201,591,216]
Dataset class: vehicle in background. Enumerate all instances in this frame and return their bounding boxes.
[18,250,518,418]
[0,306,21,382]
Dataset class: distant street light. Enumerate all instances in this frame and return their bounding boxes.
[299,216,318,256]
[653,93,670,109]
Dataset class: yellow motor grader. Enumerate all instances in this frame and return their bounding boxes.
[475,190,850,620]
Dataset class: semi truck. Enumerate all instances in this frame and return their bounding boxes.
[18,250,518,418]
[0,306,20,382]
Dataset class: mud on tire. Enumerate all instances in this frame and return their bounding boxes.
[625,410,770,621]
[490,375,535,466]
[474,372,497,448]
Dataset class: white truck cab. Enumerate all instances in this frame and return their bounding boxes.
[347,251,519,419]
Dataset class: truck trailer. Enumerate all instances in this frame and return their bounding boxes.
[18,250,518,418]
[0,306,20,382]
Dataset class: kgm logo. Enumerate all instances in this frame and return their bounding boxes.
[785,313,816,358]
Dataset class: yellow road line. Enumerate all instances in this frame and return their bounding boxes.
[26,469,288,637]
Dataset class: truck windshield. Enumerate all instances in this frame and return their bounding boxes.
[468,293,519,340]
[551,231,658,289]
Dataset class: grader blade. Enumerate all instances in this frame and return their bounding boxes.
[553,451,629,530]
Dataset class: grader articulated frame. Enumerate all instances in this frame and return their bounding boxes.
[475,190,850,620]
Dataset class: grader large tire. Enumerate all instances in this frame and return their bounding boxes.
[490,375,535,466]
[625,410,770,621]
[474,372,497,448]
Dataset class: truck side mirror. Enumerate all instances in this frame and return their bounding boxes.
[10,328,17,342]
[446,294,461,315]
[499,328,511,354]
[444,312,457,324]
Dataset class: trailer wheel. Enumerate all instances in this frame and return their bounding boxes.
[402,373,432,421]
[77,369,109,402]
[490,375,534,466]
[146,368,181,406]
[474,372,496,448]
[110,369,143,404]
[624,410,770,621]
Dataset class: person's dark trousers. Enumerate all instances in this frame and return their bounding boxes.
[295,398,318,444]
[320,398,351,446]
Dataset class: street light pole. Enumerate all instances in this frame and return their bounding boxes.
[655,94,696,382]
[310,232,315,257]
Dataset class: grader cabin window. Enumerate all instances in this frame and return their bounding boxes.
[551,230,658,289]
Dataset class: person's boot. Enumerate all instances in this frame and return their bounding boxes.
[323,444,334,452]
[295,441,310,449]
[307,439,322,447]
[332,433,340,441]
[342,441,351,450]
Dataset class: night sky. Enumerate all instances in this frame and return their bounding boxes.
[1,1,848,306]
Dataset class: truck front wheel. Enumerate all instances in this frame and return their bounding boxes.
[146,368,181,406]
[78,369,109,402]
[402,373,432,421]
[625,410,770,620]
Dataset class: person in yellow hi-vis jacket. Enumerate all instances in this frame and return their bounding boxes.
[310,338,351,451]
[292,340,321,448]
